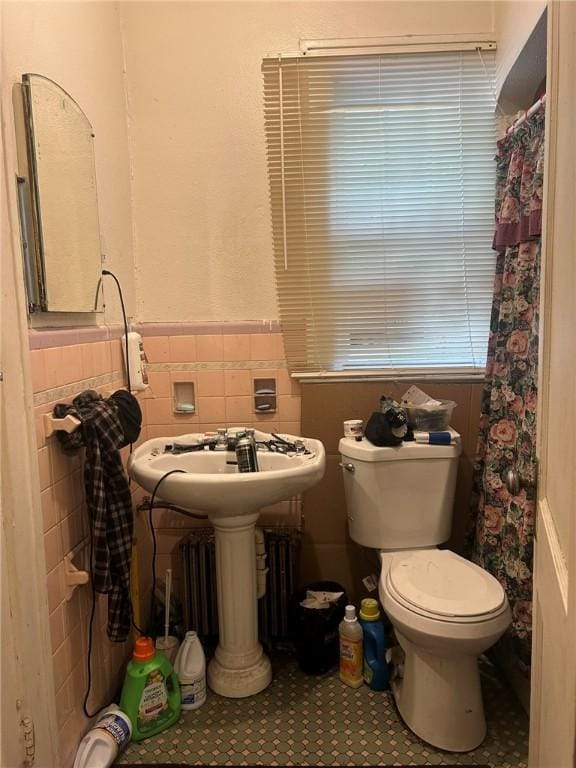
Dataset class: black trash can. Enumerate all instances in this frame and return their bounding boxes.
[291,580,347,675]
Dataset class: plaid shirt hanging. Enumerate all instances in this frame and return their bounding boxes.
[54,390,141,642]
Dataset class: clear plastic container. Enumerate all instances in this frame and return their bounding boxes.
[405,400,456,431]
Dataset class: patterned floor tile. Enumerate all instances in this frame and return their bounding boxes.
[116,654,528,767]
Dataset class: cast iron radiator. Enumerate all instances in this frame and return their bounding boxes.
[180,526,302,647]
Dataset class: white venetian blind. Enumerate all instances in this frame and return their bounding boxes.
[263,49,497,374]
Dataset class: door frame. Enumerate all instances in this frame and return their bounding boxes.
[1,16,60,762]
[529,1,576,765]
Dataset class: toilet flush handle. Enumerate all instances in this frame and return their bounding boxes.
[339,462,355,473]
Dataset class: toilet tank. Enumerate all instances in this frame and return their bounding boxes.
[339,434,461,550]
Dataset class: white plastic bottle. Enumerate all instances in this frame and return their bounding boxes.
[173,631,207,710]
[339,605,364,688]
[73,706,132,768]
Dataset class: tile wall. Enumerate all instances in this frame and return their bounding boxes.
[29,321,300,766]
[30,327,150,767]
[138,323,302,598]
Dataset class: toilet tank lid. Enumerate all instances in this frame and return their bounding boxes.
[338,431,461,462]
[388,550,506,618]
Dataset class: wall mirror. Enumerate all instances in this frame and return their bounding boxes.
[16,73,102,313]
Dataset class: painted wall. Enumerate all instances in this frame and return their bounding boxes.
[120,1,495,323]
[495,0,547,98]
[1,1,135,324]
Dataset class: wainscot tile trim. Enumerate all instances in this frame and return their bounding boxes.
[29,325,124,350]
[134,321,282,336]
[146,360,286,372]
[33,371,123,407]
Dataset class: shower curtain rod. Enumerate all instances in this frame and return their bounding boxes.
[506,94,546,135]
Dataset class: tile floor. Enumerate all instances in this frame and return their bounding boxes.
[116,654,528,767]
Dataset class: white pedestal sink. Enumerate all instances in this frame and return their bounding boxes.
[128,430,325,698]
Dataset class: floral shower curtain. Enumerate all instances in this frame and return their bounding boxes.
[470,106,545,674]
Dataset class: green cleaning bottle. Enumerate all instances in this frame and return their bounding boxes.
[120,636,181,741]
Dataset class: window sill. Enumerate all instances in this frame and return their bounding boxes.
[291,367,486,384]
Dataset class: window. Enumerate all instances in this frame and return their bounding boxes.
[263,48,497,374]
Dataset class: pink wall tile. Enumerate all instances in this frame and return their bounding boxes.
[196,334,223,362]
[147,424,191,439]
[60,345,84,385]
[147,371,171,398]
[110,338,124,372]
[52,640,71,694]
[224,369,252,396]
[169,335,197,363]
[30,349,47,392]
[225,396,253,423]
[197,397,226,423]
[34,406,48,448]
[222,334,251,361]
[52,477,77,523]
[275,368,301,396]
[249,334,276,360]
[278,395,302,423]
[60,511,84,556]
[273,334,286,360]
[47,562,65,613]
[143,336,170,363]
[49,605,65,653]
[44,526,63,573]
[252,414,279,430]
[196,370,225,397]
[67,629,84,671]
[55,681,71,730]
[44,347,65,389]
[41,487,58,532]
[146,398,173,425]
[49,442,79,485]
[38,447,51,491]
[62,592,82,638]
[81,341,110,379]
[279,421,302,436]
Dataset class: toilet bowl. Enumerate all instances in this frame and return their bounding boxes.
[339,432,512,752]
[380,549,511,752]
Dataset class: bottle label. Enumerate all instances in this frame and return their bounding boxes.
[339,637,363,681]
[94,713,130,749]
[181,677,206,707]
[363,658,374,685]
[137,670,169,731]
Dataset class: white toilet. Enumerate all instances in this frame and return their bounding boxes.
[339,431,511,752]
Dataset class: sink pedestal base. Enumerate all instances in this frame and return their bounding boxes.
[207,512,272,698]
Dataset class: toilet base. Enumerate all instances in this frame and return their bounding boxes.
[392,631,486,752]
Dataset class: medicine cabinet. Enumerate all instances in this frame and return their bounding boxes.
[15,74,103,313]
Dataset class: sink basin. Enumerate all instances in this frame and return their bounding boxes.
[129,428,325,700]
[128,430,325,516]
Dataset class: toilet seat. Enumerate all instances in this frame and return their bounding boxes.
[385,550,506,624]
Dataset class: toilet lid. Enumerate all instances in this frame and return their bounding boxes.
[387,550,506,618]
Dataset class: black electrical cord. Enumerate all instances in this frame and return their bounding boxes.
[137,498,208,521]
[83,270,139,719]
[148,470,187,632]
[102,269,131,395]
